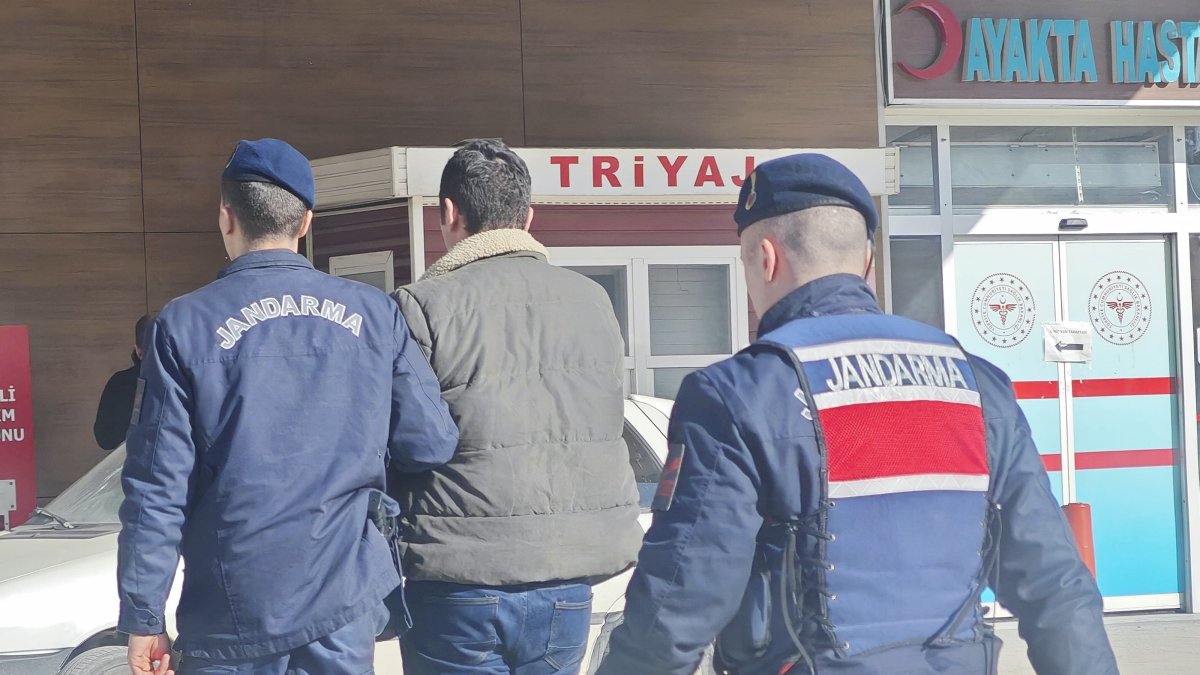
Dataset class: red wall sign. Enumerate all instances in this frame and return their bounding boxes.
[0,326,36,527]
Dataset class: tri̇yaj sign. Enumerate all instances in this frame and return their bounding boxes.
[886,0,1200,104]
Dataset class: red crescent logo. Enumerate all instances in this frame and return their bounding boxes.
[897,0,963,80]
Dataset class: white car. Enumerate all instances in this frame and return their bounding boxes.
[0,396,675,675]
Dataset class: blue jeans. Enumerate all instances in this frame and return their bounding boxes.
[401,580,593,675]
[179,605,385,675]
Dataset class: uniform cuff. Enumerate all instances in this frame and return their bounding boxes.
[118,604,165,635]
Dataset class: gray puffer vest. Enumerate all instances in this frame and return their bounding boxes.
[391,228,642,586]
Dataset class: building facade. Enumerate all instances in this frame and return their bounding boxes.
[882,0,1200,612]
[0,0,880,504]
[308,0,1200,615]
[4,0,1199,617]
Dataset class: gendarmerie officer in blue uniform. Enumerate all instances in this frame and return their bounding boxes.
[596,154,1117,675]
[117,138,458,675]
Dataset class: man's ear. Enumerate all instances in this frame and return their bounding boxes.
[442,198,465,234]
[219,202,237,237]
[522,206,534,232]
[760,237,780,283]
[297,211,313,239]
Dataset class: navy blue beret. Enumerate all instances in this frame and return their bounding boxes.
[734,153,878,238]
[222,139,315,210]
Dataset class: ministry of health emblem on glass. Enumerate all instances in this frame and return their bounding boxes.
[971,273,1035,348]
[1089,271,1151,345]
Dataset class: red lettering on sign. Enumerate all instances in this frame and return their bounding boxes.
[694,155,724,187]
[658,155,687,187]
[634,155,645,188]
[731,156,756,187]
[550,156,580,188]
[593,156,621,188]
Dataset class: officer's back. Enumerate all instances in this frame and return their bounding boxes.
[163,253,407,632]
[596,154,1117,675]
[117,139,457,674]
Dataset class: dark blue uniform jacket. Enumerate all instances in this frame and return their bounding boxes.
[117,249,458,660]
[599,274,1117,675]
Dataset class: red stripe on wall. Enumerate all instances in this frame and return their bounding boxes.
[1012,381,1058,399]
[1072,377,1175,397]
[1013,377,1176,400]
[1041,449,1175,472]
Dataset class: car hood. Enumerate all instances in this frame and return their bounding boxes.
[0,527,119,585]
[0,529,121,653]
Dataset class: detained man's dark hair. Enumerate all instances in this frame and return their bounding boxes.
[439,139,532,234]
[134,312,156,351]
[220,180,308,241]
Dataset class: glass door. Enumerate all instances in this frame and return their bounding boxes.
[953,236,1183,609]
[954,241,1065,502]
[1061,239,1181,604]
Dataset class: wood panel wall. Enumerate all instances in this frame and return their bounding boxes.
[521,0,880,147]
[0,0,879,497]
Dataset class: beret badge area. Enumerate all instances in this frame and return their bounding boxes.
[744,171,758,210]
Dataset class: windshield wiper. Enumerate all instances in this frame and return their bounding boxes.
[32,507,75,529]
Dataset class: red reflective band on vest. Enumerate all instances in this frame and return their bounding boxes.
[817,386,988,499]
[820,401,988,497]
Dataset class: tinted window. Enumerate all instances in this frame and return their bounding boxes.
[890,236,945,330]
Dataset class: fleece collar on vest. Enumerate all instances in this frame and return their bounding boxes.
[421,228,549,281]
[757,274,881,335]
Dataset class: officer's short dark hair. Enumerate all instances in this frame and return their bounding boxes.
[439,139,532,234]
[220,180,308,241]
[135,313,155,351]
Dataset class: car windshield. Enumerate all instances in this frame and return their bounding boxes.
[28,445,125,526]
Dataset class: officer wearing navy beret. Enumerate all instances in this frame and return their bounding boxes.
[596,154,1117,675]
[117,139,458,675]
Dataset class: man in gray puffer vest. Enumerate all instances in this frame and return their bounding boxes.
[391,139,643,675]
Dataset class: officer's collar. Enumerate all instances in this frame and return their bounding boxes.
[218,248,313,279]
[757,274,882,335]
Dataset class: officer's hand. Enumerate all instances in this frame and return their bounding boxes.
[128,633,174,675]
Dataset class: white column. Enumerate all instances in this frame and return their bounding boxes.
[1173,124,1200,612]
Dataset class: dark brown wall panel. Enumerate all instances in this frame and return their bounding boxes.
[145,233,229,311]
[521,0,880,147]
[0,1,142,234]
[135,0,525,234]
[0,234,147,495]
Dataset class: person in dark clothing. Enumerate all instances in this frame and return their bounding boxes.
[93,313,155,451]
[596,154,1116,675]
[117,139,458,675]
